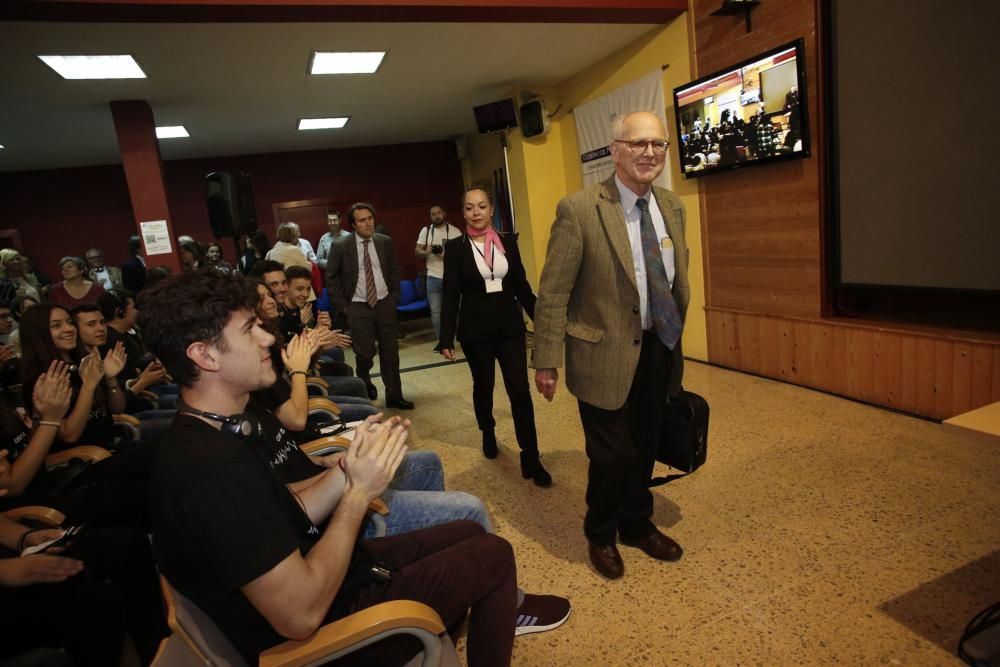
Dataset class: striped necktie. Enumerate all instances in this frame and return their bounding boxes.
[636,197,682,349]
[363,240,377,307]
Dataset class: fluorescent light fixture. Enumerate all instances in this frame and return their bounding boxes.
[156,126,189,139]
[0,144,4,149]
[298,117,349,130]
[310,51,385,75]
[38,54,146,80]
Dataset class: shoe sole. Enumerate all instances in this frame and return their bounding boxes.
[514,608,571,637]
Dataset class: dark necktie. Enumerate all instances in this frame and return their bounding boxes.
[636,197,682,349]
[363,240,377,307]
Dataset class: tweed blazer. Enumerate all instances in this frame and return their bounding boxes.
[88,265,123,291]
[531,175,690,410]
[325,232,400,314]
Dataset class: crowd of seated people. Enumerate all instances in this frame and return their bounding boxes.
[0,228,570,665]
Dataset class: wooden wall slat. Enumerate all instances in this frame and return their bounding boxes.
[993,349,1000,402]
[916,338,936,416]
[737,312,761,375]
[970,345,993,408]
[758,317,780,379]
[900,336,920,414]
[952,344,973,416]
[778,318,796,381]
[872,331,889,406]
[934,341,955,418]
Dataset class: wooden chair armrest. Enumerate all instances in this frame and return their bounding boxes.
[306,376,330,389]
[368,498,389,516]
[45,445,112,467]
[259,600,445,667]
[300,435,352,456]
[114,414,142,427]
[3,505,66,526]
[307,397,341,415]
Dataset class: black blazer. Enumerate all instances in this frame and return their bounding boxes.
[326,233,401,314]
[438,233,536,348]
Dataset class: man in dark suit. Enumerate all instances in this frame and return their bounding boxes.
[532,111,691,579]
[121,234,147,293]
[326,203,413,409]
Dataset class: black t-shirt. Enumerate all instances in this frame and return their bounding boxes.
[277,303,304,341]
[104,327,151,383]
[245,395,323,484]
[0,418,58,510]
[42,375,115,452]
[150,413,368,662]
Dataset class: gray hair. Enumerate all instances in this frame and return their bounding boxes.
[276,222,301,243]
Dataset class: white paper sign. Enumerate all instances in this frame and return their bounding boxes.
[140,220,173,256]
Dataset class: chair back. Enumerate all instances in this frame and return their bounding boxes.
[398,279,417,306]
[160,576,249,667]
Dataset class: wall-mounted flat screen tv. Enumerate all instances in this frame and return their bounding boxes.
[673,38,810,178]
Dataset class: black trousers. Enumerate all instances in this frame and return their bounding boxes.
[462,336,539,456]
[347,298,402,401]
[578,331,671,546]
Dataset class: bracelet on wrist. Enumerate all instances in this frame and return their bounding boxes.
[289,370,309,379]
[37,420,61,428]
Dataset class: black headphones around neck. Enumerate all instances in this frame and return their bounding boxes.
[178,401,262,442]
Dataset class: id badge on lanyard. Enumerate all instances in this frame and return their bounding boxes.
[472,240,502,293]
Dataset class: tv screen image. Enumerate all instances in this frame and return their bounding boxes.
[673,38,810,178]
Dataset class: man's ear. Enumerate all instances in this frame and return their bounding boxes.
[186,341,220,373]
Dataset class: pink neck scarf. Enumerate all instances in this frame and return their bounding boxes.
[467,226,505,270]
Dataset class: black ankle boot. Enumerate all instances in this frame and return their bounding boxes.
[520,452,552,487]
[482,430,498,459]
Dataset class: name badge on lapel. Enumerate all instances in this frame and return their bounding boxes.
[484,278,503,293]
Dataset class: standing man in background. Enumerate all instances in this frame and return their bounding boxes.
[414,204,461,338]
[531,111,691,580]
[327,203,414,410]
[316,211,350,272]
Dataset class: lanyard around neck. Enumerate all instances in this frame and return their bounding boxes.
[469,237,495,281]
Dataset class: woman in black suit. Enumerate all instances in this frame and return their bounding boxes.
[438,187,551,486]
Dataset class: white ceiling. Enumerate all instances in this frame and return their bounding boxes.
[0,20,661,172]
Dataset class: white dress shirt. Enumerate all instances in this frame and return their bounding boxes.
[470,239,509,281]
[614,174,675,331]
[352,235,389,303]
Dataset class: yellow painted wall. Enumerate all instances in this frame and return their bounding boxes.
[494,16,708,362]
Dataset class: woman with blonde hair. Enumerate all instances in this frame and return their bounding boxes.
[0,250,41,301]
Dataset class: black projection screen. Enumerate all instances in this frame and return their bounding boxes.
[828,0,1000,329]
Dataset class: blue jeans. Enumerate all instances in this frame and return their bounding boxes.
[426,275,443,337]
[362,450,492,538]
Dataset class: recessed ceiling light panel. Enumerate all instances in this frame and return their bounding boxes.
[38,54,146,80]
[156,126,189,139]
[298,117,350,130]
[310,51,385,75]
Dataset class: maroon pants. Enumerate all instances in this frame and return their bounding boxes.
[339,520,517,667]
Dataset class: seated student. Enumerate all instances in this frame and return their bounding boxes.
[0,364,151,530]
[71,304,173,444]
[141,270,570,666]
[0,478,167,665]
[20,304,127,452]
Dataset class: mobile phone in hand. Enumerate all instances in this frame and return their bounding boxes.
[20,525,83,557]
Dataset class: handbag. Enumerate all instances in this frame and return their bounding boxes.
[650,388,709,487]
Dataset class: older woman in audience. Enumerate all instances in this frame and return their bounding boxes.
[19,304,126,452]
[266,221,312,269]
[47,256,104,310]
[0,250,42,302]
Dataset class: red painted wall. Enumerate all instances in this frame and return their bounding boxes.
[1,140,465,282]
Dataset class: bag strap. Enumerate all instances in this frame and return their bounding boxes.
[649,471,688,487]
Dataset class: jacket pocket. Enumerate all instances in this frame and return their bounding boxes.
[566,321,604,343]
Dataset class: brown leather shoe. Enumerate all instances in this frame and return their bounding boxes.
[588,542,624,579]
[620,530,683,562]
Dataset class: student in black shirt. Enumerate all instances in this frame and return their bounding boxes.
[142,270,526,666]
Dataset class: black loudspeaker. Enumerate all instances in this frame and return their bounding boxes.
[206,171,257,238]
[519,100,549,138]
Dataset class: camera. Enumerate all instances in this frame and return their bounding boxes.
[431,245,443,255]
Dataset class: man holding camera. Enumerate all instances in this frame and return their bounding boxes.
[414,204,460,338]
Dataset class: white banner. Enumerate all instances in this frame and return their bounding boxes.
[573,69,672,189]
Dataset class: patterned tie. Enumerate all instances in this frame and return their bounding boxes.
[636,197,682,349]
[363,240,377,307]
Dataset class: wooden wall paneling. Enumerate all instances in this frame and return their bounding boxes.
[899,335,919,414]
[871,331,889,406]
[853,328,875,403]
[778,317,796,381]
[970,345,994,408]
[737,312,762,375]
[916,337,937,416]
[951,343,973,416]
[884,332,903,409]
[815,322,835,393]
[830,326,849,396]
[932,340,954,419]
[993,350,1000,402]
[706,311,723,363]
[757,316,780,378]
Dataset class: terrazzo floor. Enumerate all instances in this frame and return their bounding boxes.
[353,318,1000,666]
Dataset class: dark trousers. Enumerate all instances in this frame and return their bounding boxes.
[463,336,539,456]
[340,521,517,667]
[347,298,402,401]
[578,331,671,546]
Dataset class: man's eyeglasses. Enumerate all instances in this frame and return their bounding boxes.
[613,139,670,156]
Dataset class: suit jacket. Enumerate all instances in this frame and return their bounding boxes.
[89,265,123,291]
[326,232,400,314]
[531,175,691,410]
[438,233,536,349]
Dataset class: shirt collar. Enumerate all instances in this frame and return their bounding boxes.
[614,173,653,218]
